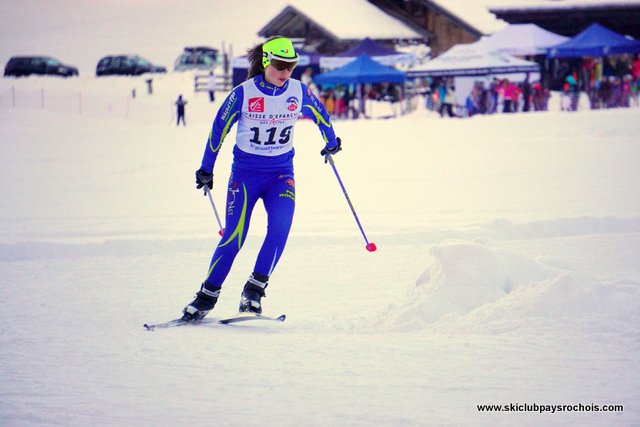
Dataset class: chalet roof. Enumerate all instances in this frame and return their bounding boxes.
[488,0,640,38]
[424,0,507,36]
[257,0,424,42]
[426,0,640,37]
[488,0,640,12]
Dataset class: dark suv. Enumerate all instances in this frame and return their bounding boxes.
[4,56,79,77]
[96,55,167,76]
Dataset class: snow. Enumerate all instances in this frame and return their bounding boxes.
[429,0,508,35]
[2,2,640,426]
[2,74,639,426]
[433,0,640,35]
[284,0,423,40]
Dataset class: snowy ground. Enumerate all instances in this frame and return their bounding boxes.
[1,73,639,426]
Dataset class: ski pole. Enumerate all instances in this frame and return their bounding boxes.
[326,155,377,252]
[204,187,224,236]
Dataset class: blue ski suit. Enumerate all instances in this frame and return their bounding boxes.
[200,74,338,288]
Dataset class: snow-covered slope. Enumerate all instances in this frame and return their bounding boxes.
[1,73,638,425]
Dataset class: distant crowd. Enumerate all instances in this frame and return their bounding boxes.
[574,54,640,110]
[307,54,640,119]
[420,53,640,117]
[419,76,551,117]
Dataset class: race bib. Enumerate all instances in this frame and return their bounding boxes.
[236,80,302,157]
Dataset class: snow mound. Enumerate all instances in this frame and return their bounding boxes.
[439,274,640,337]
[382,240,640,337]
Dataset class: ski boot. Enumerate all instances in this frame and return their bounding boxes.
[182,282,221,321]
[239,272,269,314]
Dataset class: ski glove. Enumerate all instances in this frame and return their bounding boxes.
[321,137,342,163]
[195,169,213,193]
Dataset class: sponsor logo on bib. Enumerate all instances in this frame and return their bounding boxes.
[249,97,265,112]
[286,96,299,111]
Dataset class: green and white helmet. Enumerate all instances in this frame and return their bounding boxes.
[261,37,299,69]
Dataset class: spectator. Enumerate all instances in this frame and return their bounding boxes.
[301,67,318,95]
[632,54,640,82]
[521,74,532,112]
[175,95,187,126]
[321,88,335,115]
[532,81,548,111]
[334,85,347,119]
[615,56,631,78]
[477,81,489,114]
[598,77,612,108]
[561,82,571,111]
[465,82,481,117]
[429,79,441,112]
[438,79,456,118]
[512,83,521,112]
[488,78,501,113]
[631,54,640,107]
[609,76,622,108]
[603,58,616,78]
[502,79,515,113]
[207,71,216,103]
[631,76,639,107]
[565,73,579,111]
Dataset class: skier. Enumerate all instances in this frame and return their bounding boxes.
[181,36,342,321]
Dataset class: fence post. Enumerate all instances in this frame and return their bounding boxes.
[12,85,16,108]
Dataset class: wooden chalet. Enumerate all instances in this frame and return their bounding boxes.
[489,1,640,39]
[368,0,498,56]
[257,1,506,59]
[257,2,425,55]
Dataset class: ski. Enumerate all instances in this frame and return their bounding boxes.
[143,313,285,330]
[218,313,286,325]
[143,317,216,331]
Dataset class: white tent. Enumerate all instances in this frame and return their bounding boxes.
[407,41,541,107]
[406,41,540,78]
[481,23,569,56]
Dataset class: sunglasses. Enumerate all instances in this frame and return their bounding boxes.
[270,58,297,72]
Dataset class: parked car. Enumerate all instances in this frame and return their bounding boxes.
[174,46,219,71]
[4,56,79,77]
[96,55,166,76]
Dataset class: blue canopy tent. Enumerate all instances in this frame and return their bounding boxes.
[314,55,406,118]
[314,54,405,85]
[547,23,640,58]
[340,37,400,57]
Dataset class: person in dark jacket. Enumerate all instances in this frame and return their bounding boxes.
[175,95,187,126]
